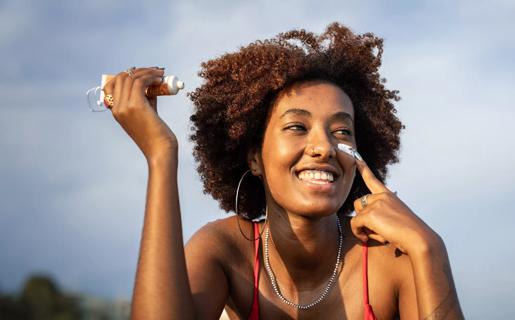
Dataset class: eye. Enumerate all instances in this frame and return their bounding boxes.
[333,128,352,137]
[284,123,307,132]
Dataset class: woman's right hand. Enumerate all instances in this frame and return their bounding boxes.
[102,67,178,162]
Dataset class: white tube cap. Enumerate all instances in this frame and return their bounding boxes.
[165,75,185,95]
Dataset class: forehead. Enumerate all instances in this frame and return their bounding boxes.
[270,80,354,120]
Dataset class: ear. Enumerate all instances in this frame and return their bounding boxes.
[247,147,263,176]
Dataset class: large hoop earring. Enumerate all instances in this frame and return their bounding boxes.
[235,169,268,241]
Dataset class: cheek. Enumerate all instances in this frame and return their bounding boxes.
[343,156,356,172]
[341,163,356,206]
[261,140,299,179]
[261,130,302,173]
[341,156,356,185]
[260,137,302,201]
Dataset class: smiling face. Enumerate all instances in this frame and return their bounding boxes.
[249,80,357,218]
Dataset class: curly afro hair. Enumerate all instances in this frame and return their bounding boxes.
[189,22,404,220]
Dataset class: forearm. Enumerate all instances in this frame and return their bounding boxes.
[410,235,464,320]
[131,150,195,319]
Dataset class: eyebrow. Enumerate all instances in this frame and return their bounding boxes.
[280,108,354,123]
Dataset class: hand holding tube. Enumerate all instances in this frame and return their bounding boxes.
[101,73,184,100]
[86,71,184,112]
[101,67,183,162]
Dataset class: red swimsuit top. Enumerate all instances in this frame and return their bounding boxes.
[248,222,376,320]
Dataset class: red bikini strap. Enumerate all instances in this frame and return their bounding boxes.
[362,241,370,306]
[362,241,377,320]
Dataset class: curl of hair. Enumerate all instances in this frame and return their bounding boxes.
[189,22,404,220]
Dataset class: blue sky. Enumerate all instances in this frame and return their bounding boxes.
[1,0,514,318]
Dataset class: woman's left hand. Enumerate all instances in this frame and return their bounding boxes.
[350,157,443,256]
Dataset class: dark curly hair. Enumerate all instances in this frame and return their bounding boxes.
[189,22,404,220]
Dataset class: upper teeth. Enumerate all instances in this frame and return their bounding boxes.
[298,170,334,182]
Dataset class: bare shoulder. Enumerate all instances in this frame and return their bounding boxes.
[185,215,255,265]
[186,215,254,245]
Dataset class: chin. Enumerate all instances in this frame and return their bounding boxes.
[290,203,341,218]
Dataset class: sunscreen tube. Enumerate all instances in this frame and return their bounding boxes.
[99,74,185,101]
[337,143,363,161]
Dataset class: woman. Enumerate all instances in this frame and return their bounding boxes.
[103,23,464,319]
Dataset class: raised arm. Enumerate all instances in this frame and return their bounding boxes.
[406,235,463,319]
[346,154,464,319]
[103,67,195,319]
[132,149,196,319]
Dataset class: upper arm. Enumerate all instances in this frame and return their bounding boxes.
[397,253,419,319]
[185,222,230,320]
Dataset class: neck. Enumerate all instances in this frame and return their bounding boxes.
[265,204,343,292]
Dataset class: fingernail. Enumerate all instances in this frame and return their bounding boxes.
[353,151,363,161]
[337,143,356,158]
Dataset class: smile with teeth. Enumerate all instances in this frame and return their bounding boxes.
[298,170,335,184]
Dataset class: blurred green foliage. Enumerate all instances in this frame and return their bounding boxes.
[1,274,84,320]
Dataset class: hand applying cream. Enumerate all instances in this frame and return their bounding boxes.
[337,143,363,161]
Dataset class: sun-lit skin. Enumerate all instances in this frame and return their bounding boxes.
[104,65,464,319]
[247,80,359,290]
[255,79,356,218]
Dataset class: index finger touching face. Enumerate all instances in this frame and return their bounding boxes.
[353,150,390,194]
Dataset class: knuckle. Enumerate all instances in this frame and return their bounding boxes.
[132,78,144,87]
[116,71,128,78]
[366,211,376,222]
[124,74,133,82]
[113,108,128,118]
[383,191,394,198]
[103,80,114,92]
[374,198,385,207]
[126,103,140,111]
[103,83,113,92]
[351,215,362,226]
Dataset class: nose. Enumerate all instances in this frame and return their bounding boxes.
[305,128,336,160]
